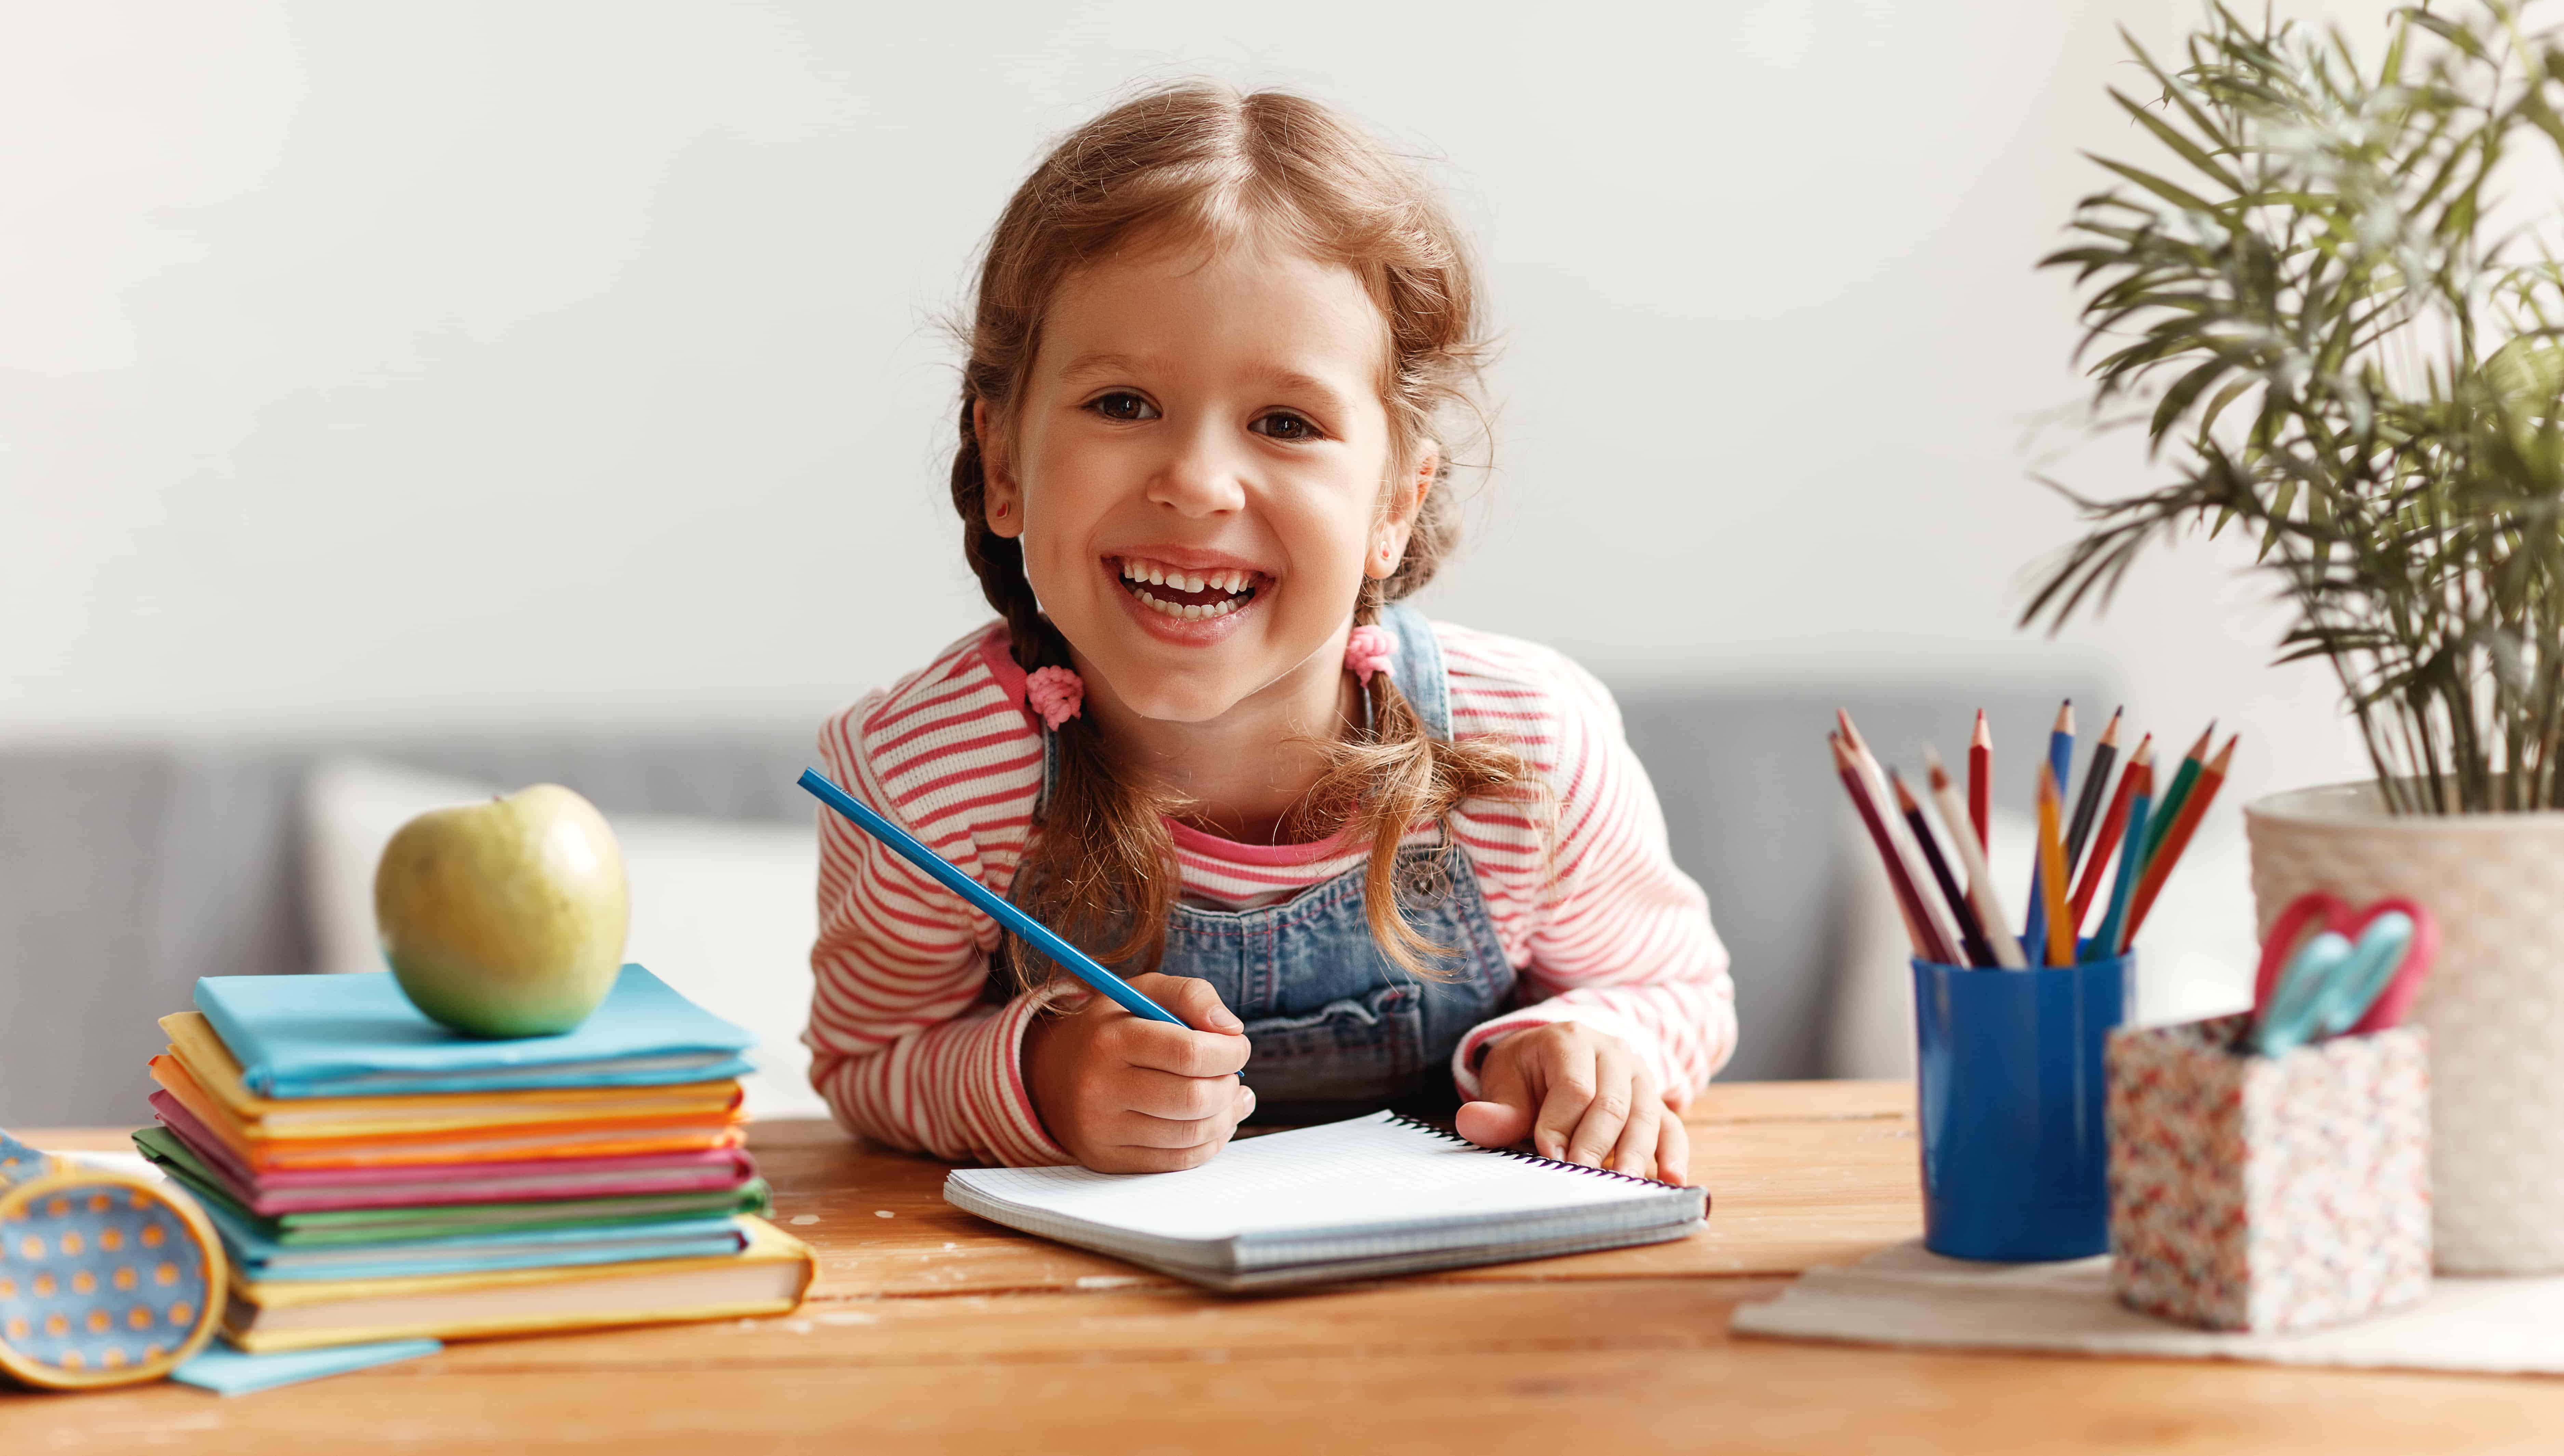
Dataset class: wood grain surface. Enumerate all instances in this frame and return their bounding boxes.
[12,1080,2563,1455]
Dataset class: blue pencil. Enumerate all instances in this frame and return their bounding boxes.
[2085,769,2150,961]
[2023,701,2075,950]
[798,767,1219,1051]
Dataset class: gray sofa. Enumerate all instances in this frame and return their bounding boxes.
[0,686,2089,1125]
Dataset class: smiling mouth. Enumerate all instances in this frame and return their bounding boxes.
[1113,557,1268,621]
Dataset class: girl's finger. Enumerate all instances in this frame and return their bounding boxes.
[1656,1113,1692,1187]
[1562,1048,1636,1169]
[1122,1067,1244,1120]
[1607,1093,1662,1181]
[1112,1108,1231,1149]
[1534,1043,1604,1163]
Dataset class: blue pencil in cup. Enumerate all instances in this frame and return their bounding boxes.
[2020,700,2075,960]
[2083,761,2153,963]
[796,768,1242,1077]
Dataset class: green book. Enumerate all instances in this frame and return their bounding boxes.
[132,1127,768,1245]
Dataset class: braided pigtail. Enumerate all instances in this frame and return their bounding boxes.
[1296,501,1550,980]
[951,391,1181,991]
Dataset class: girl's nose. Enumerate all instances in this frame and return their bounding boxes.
[1145,424,1247,517]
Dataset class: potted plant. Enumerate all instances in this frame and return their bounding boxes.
[2033,0,2564,1273]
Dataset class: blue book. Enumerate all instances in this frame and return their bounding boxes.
[202,1200,750,1282]
[172,1338,443,1395]
[195,964,756,1099]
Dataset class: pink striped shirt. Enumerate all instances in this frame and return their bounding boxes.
[804,619,1736,1165]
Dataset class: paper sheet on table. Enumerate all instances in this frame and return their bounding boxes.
[1733,1239,2564,1374]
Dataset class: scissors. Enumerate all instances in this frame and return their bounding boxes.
[2247,893,2438,1056]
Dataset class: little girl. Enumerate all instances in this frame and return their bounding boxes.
[806,85,1735,1181]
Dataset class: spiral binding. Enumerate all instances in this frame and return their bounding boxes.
[1385,1113,1674,1188]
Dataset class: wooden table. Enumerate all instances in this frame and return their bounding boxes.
[9,1081,2562,1453]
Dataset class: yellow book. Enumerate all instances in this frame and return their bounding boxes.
[161,1012,742,1138]
[221,1216,814,1353]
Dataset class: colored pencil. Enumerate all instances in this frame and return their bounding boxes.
[2068,734,2152,927]
[1968,710,1992,860]
[2034,762,2074,966]
[2124,735,2237,941]
[1924,747,2028,970]
[2137,722,2216,877]
[1835,709,1966,964]
[1831,735,1938,961]
[798,768,1208,1043]
[2023,700,2076,956]
[2047,700,2077,799]
[1895,770,1997,967]
[2086,762,2152,961]
[2063,706,2122,872]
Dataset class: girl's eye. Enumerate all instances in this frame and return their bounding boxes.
[1251,411,1322,441]
[1088,392,1158,422]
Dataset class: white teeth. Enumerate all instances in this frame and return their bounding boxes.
[1127,585,1247,622]
[1118,559,1262,596]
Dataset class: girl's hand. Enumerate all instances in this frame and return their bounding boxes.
[1023,972,1256,1173]
[1453,1022,1689,1184]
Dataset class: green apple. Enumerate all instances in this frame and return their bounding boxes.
[374,783,630,1038]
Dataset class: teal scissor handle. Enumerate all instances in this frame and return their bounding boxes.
[2253,931,2352,1056]
[2251,911,2416,1057]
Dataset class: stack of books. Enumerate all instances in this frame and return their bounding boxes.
[135,965,813,1353]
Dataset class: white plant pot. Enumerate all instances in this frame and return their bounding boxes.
[2246,781,2564,1274]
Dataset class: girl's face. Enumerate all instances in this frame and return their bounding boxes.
[981,238,1429,726]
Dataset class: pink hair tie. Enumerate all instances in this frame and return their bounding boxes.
[1344,624,1397,686]
[1024,665,1084,730]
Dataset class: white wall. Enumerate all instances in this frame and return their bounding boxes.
[4,0,2397,808]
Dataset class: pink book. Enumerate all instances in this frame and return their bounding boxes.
[149,1094,756,1215]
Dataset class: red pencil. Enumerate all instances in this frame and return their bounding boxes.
[2124,735,2237,942]
[2068,733,2152,927]
[1968,710,1991,860]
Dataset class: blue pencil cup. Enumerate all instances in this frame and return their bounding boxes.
[1911,948,2131,1262]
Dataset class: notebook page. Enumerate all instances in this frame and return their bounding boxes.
[949,1112,1668,1241]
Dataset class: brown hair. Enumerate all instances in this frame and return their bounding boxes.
[952,82,1542,983]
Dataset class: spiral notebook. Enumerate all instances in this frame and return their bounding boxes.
[944,1111,1709,1291]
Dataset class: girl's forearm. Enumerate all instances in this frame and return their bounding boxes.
[807,987,1074,1166]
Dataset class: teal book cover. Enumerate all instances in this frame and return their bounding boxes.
[195,964,755,1099]
[202,1200,750,1282]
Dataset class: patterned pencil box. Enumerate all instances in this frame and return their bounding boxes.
[2105,1013,2429,1334]
[0,1128,226,1390]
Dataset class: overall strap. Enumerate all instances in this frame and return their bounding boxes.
[1375,601,1450,743]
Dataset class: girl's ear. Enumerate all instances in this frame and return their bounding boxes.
[1366,442,1439,581]
[975,398,1024,540]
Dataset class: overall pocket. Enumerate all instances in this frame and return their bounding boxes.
[1240,983,1423,1108]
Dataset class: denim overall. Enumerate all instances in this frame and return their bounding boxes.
[1020,603,1516,1120]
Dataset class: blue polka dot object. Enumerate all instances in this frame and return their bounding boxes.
[0,1128,225,1391]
